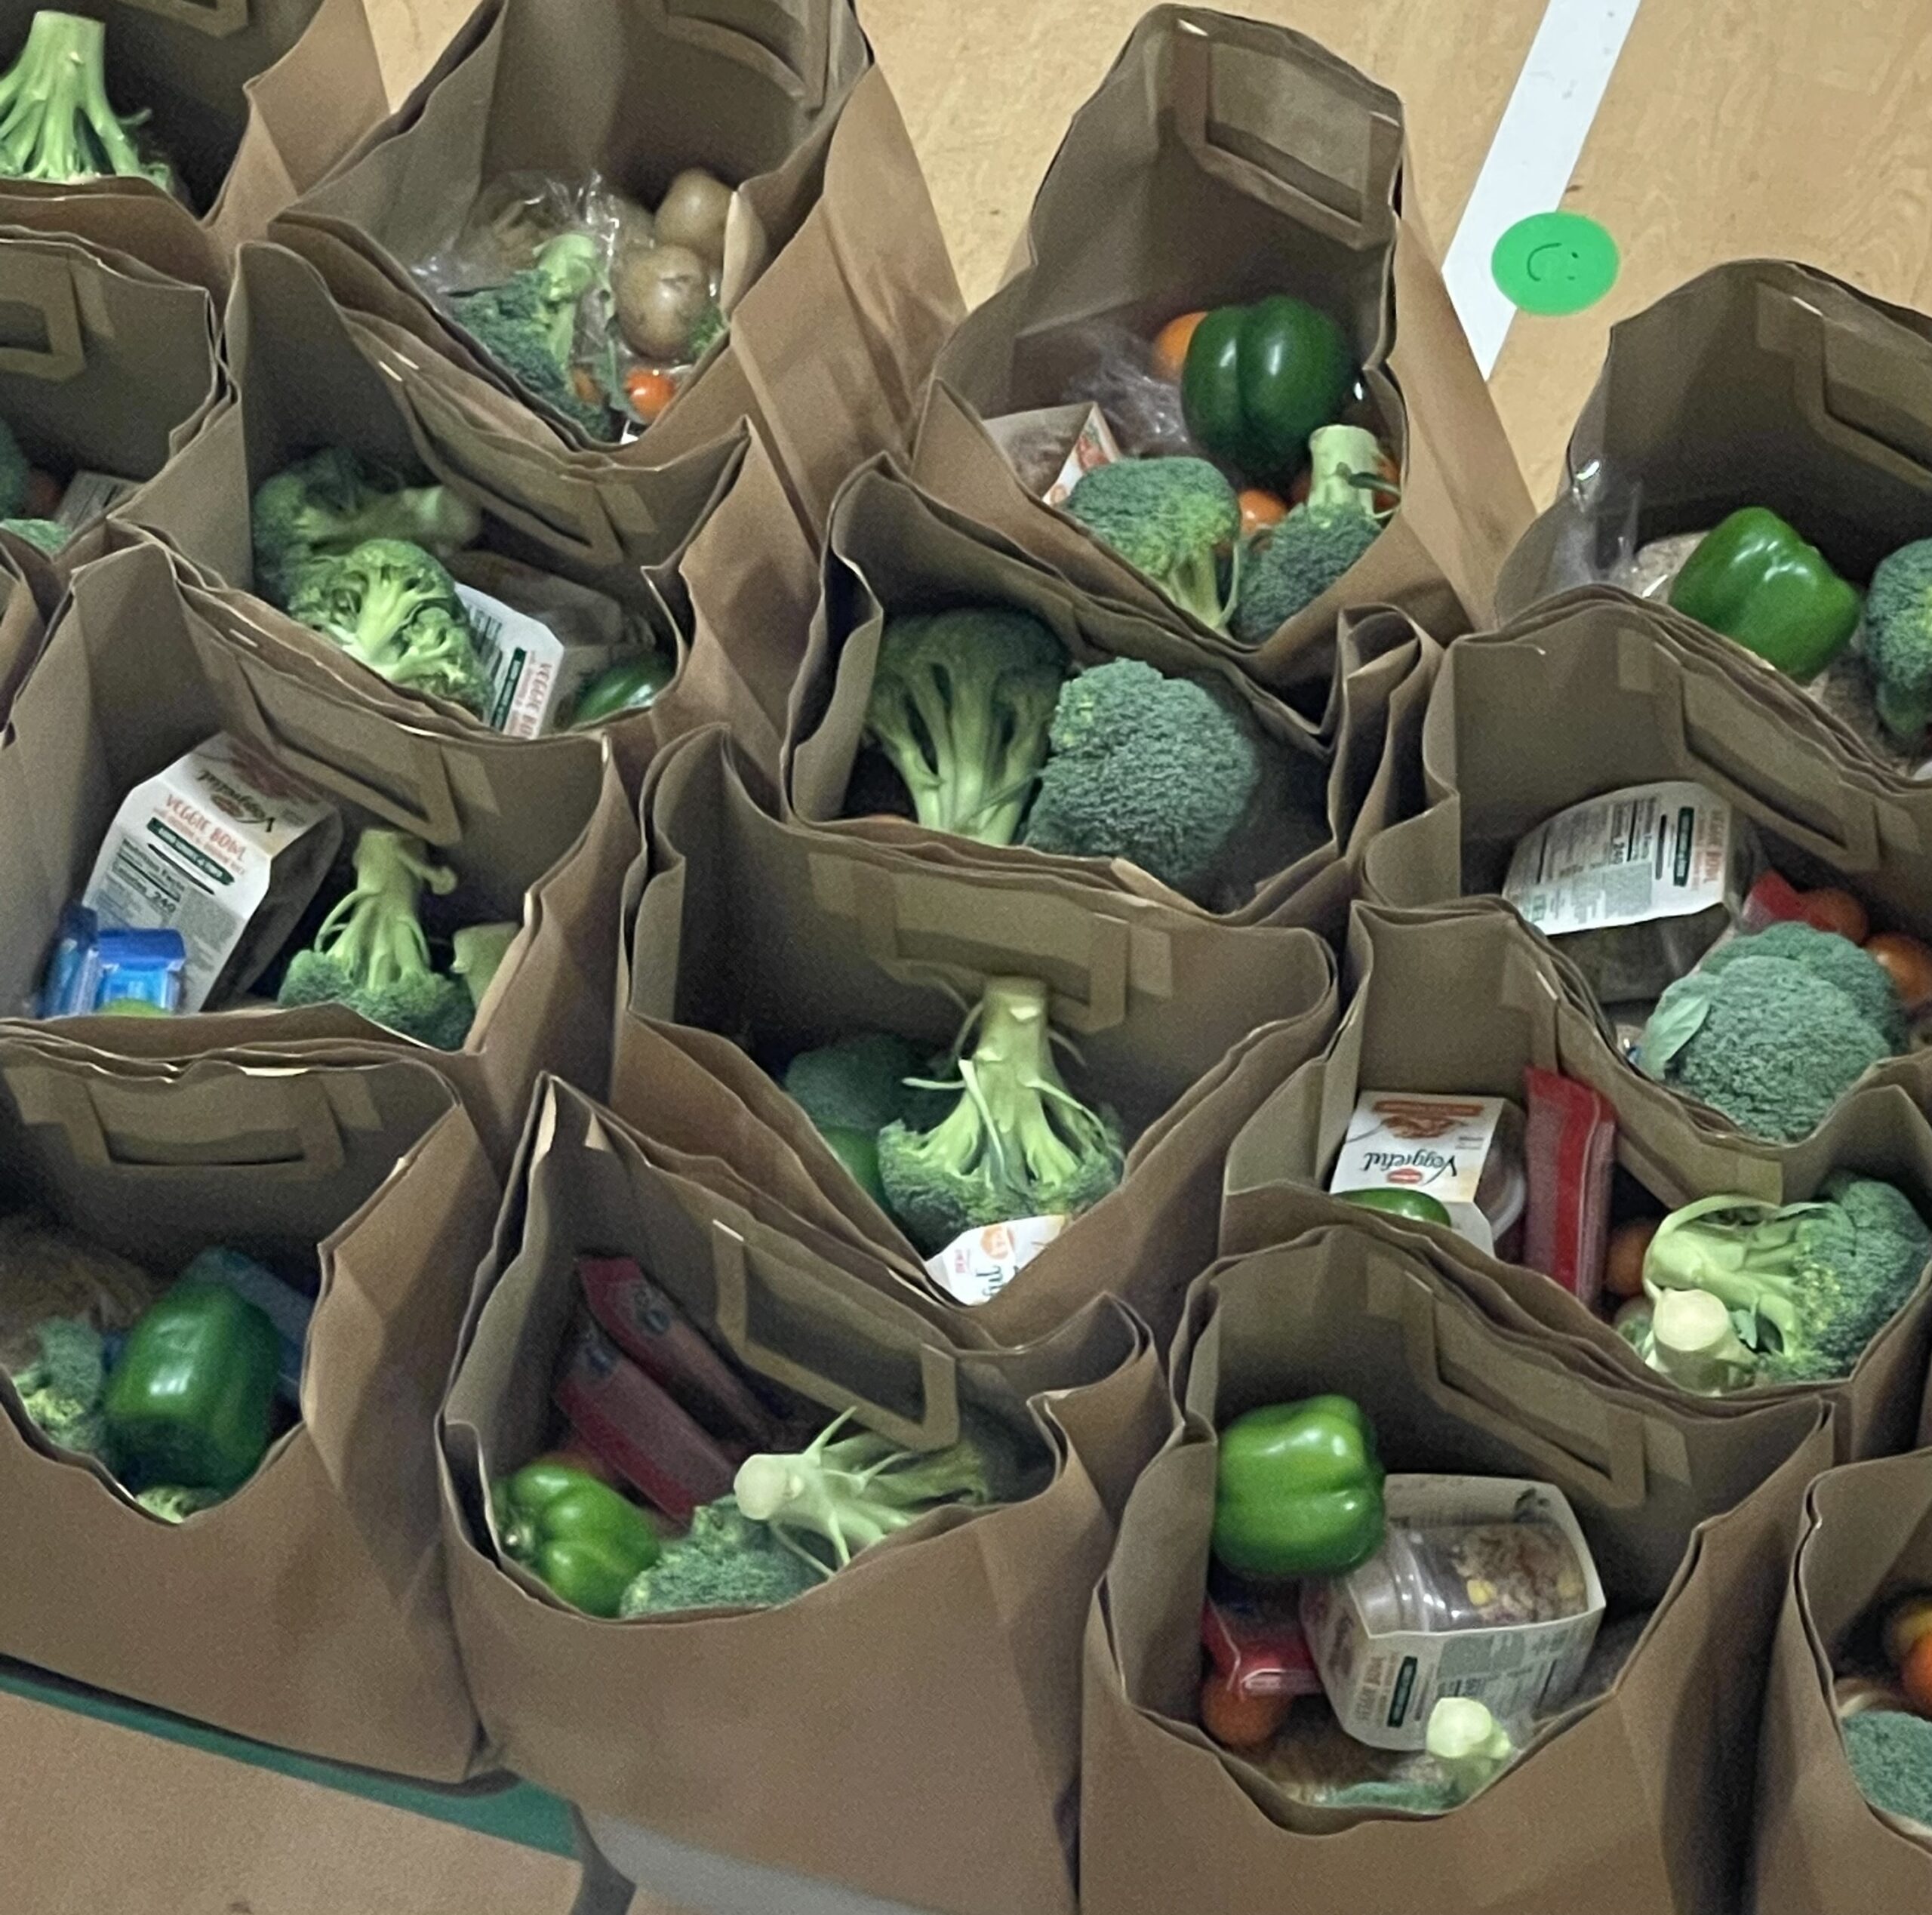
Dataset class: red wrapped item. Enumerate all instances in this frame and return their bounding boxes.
[1522,1067,1617,1309]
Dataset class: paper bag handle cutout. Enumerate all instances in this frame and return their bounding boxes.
[665,0,832,106]
[112,0,250,39]
[0,251,87,383]
[709,1220,961,1452]
[5,1067,348,1173]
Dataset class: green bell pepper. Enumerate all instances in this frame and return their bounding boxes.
[820,1124,889,1208]
[1337,1188,1454,1226]
[103,1281,281,1494]
[1181,295,1355,485]
[571,651,674,729]
[1667,507,1862,678]
[1212,1394,1386,1578]
[494,1459,660,1617]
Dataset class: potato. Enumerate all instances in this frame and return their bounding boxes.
[614,243,713,360]
[654,168,731,268]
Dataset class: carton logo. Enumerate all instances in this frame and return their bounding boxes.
[1367,1096,1484,1139]
[196,766,282,836]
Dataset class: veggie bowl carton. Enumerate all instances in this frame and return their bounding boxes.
[783,457,1442,937]
[438,1076,1169,1915]
[0,540,635,1164]
[270,0,961,537]
[912,5,1531,697]
[1754,1450,1932,1913]
[1221,902,1932,1467]
[611,724,1342,1347]
[0,1038,491,1776]
[0,0,389,294]
[1081,1228,1834,1915]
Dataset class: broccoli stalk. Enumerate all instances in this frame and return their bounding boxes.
[1863,538,1932,747]
[1062,455,1241,629]
[875,975,1123,1254]
[617,1497,826,1615]
[1232,424,1387,644]
[449,921,518,1011]
[10,1313,106,1455]
[285,537,489,716]
[451,233,613,439]
[732,1409,1013,1571]
[277,829,477,1051]
[0,12,170,189]
[863,608,1066,844]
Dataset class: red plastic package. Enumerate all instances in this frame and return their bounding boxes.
[1522,1067,1617,1309]
[1199,1587,1324,1750]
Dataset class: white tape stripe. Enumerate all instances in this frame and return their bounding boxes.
[1441,0,1647,377]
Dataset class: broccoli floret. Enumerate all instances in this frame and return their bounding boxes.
[451,234,613,439]
[136,1483,221,1523]
[1844,1710,1932,1827]
[688,303,726,359]
[0,13,170,190]
[11,1313,106,1456]
[875,975,1122,1254]
[277,828,477,1051]
[863,607,1065,844]
[1640,1173,1932,1389]
[1063,456,1239,629]
[1232,425,1386,644]
[1639,923,1904,1141]
[617,1497,823,1615]
[286,538,489,716]
[2,517,66,553]
[0,416,29,517]
[1021,657,1261,895]
[1863,539,1932,747]
[782,1032,928,1134]
[252,448,482,602]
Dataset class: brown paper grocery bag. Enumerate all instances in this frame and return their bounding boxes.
[438,1076,1169,1915]
[0,1038,491,1776]
[1081,1230,1835,1915]
[785,457,1442,934]
[0,540,632,1163]
[0,227,229,604]
[0,0,387,289]
[0,552,41,714]
[914,5,1529,695]
[612,725,1339,1343]
[273,0,962,535]
[1223,903,1932,1464]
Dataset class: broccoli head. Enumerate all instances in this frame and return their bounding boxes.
[1063,455,1239,629]
[1021,657,1261,896]
[252,448,482,602]
[3,517,67,554]
[1639,922,1905,1141]
[0,12,171,190]
[875,975,1122,1254]
[1639,1173,1932,1389]
[286,538,489,716]
[617,1496,823,1615]
[1863,539,1932,747]
[451,233,613,439]
[863,607,1065,845]
[10,1313,106,1456]
[278,828,476,1051]
[782,1032,928,1134]
[1232,424,1386,644]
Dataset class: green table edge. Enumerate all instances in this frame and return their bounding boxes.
[0,1658,577,1859]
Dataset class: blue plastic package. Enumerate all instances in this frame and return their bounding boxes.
[35,905,186,1018]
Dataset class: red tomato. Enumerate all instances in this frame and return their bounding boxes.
[625,367,679,423]
[1603,1218,1660,1301]
[1794,888,1869,945]
[1866,932,1932,1012]
[1199,1673,1291,1751]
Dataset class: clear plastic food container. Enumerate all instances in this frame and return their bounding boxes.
[1349,1517,1590,1636]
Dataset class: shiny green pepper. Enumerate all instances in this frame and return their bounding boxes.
[571,651,675,729]
[494,1460,660,1618]
[1181,296,1355,486]
[1337,1188,1454,1226]
[103,1281,281,1494]
[1212,1394,1386,1578]
[1667,507,1862,679]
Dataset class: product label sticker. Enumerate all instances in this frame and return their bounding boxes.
[924,1215,1069,1306]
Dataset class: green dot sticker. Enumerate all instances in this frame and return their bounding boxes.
[1491,211,1620,316]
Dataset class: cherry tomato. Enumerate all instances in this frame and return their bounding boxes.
[23,469,62,519]
[1199,1673,1291,1751]
[1238,488,1288,538]
[1903,1632,1932,1718]
[1884,1593,1932,1673]
[1794,888,1869,945]
[1603,1218,1660,1301]
[1866,932,1932,1013]
[625,367,679,423]
[1151,310,1208,382]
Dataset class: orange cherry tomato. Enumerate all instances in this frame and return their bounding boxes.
[1794,888,1869,946]
[1238,488,1288,538]
[1884,1593,1932,1673]
[1902,1631,1932,1717]
[1866,932,1932,1013]
[1151,310,1208,382]
[1199,1672,1292,1751]
[1603,1218,1660,1301]
[625,367,679,423]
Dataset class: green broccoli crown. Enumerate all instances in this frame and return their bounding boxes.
[1844,1709,1932,1827]
[1063,456,1240,630]
[1644,1174,1931,1386]
[3,517,69,554]
[1020,657,1261,895]
[0,12,171,190]
[0,416,30,519]
[287,537,488,715]
[782,1031,928,1135]
[1863,539,1932,747]
[136,1483,221,1523]
[13,1313,106,1455]
[863,606,1066,845]
[451,234,611,439]
[617,1496,822,1615]
[875,975,1123,1254]
[277,829,477,1051]
[1644,925,1903,1141]
[1232,423,1386,645]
